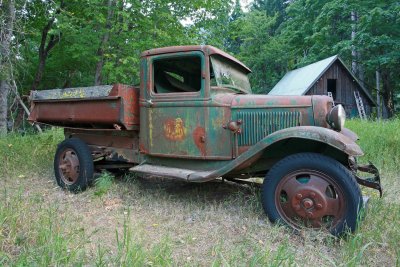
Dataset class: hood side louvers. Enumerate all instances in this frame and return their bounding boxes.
[236,111,301,146]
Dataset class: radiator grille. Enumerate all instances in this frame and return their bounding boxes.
[236,111,301,146]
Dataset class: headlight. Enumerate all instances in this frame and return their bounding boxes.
[326,104,346,131]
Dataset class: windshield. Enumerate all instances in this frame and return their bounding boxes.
[210,55,251,94]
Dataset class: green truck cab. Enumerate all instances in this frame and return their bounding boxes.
[29,45,382,236]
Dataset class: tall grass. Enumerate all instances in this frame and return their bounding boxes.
[0,119,399,265]
[0,187,87,265]
[346,118,400,171]
[0,129,63,177]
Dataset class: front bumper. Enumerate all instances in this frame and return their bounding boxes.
[349,159,383,197]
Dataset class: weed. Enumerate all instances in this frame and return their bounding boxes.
[94,171,115,197]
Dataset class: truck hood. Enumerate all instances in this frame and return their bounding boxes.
[213,93,332,128]
[214,93,312,107]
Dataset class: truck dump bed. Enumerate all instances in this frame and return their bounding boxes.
[28,84,140,130]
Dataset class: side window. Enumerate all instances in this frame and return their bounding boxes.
[153,56,202,94]
[210,64,217,87]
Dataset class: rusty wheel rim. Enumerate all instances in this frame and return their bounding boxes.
[275,170,346,230]
[58,149,80,185]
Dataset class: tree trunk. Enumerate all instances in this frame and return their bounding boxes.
[351,11,357,75]
[31,53,47,91]
[94,0,115,86]
[351,11,366,87]
[381,71,394,118]
[31,0,64,91]
[0,81,10,135]
[376,70,381,120]
[0,0,16,135]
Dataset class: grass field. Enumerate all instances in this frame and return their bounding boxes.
[0,119,399,266]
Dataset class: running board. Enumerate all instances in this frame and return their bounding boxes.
[129,164,214,182]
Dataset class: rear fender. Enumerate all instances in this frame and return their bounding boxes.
[188,126,363,181]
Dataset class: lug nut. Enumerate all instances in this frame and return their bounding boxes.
[296,193,303,200]
[295,205,301,211]
[316,204,323,209]
[303,199,313,209]
[310,192,316,198]
[307,211,313,217]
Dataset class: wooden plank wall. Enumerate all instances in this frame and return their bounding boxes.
[306,61,372,117]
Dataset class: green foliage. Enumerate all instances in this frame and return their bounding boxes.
[231,10,291,92]
[226,0,399,106]
[94,171,115,197]
[14,0,231,93]
[5,0,400,121]
[0,128,63,176]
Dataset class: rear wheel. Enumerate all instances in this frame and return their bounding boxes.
[54,138,94,192]
[262,153,362,236]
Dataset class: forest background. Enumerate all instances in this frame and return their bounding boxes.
[0,0,399,134]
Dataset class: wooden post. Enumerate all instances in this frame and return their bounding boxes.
[376,71,381,120]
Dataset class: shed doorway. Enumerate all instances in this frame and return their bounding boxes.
[327,79,337,100]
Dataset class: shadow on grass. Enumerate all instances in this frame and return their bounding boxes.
[108,172,263,215]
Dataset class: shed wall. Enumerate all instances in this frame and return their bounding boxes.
[306,62,372,117]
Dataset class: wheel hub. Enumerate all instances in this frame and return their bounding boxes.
[291,187,328,219]
[276,170,344,229]
[302,198,314,209]
[58,149,80,185]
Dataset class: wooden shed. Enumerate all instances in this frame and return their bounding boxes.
[268,55,376,117]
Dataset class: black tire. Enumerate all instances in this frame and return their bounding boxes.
[54,138,94,192]
[262,152,362,236]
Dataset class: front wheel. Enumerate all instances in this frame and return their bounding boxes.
[262,153,362,236]
[54,138,94,192]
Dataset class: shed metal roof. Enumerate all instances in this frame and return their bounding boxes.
[268,55,375,105]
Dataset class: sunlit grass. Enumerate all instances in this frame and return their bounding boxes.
[0,128,63,177]
[0,119,399,265]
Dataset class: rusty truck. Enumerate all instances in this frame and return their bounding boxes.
[29,45,382,236]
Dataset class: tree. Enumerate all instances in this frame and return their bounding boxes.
[94,0,115,85]
[230,0,290,92]
[233,10,291,92]
[0,0,15,135]
[354,0,400,117]
[30,0,65,91]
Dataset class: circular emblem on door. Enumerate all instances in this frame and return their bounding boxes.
[164,118,187,141]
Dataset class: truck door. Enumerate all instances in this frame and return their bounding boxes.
[140,51,209,158]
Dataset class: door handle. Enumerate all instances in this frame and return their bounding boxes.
[146,99,153,107]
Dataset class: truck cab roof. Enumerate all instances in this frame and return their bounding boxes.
[141,45,252,74]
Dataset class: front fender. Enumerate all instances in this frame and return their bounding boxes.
[188,126,363,181]
[265,126,364,156]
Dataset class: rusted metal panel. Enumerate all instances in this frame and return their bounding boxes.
[312,95,332,128]
[205,106,232,159]
[144,102,207,158]
[139,50,234,159]
[29,97,122,125]
[29,84,140,130]
[186,126,364,182]
[109,84,140,129]
[65,128,141,164]
[139,51,207,157]
[130,164,196,180]
[65,128,138,149]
